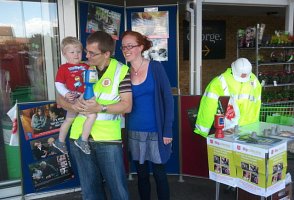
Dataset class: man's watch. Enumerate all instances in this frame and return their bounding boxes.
[101,105,107,113]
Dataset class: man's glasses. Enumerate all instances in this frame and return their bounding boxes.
[84,49,103,57]
[120,44,140,51]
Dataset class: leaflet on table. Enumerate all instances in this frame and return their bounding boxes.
[207,137,236,187]
[239,122,294,138]
[235,135,282,146]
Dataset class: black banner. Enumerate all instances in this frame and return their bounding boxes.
[183,20,226,60]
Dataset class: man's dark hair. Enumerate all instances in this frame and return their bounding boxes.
[87,31,115,55]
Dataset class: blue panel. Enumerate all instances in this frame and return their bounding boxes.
[166,95,180,173]
[78,2,125,63]
[126,6,178,88]
[19,101,80,195]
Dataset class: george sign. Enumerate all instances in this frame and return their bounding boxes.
[202,20,226,59]
[183,20,226,60]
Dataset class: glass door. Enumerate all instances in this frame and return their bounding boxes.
[0,0,59,198]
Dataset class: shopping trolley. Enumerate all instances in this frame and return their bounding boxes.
[259,101,294,126]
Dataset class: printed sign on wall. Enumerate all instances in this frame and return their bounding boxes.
[86,4,121,40]
[183,20,226,60]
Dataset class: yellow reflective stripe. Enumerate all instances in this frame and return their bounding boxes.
[194,125,210,138]
[253,79,259,89]
[218,75,229,96]
[95,92,121,102]
[95,62,123,101]
[195,124,211,134]
[203,91,219,100]
[77,113,121,121]
[237,94,257,102]
[95,113,120,120]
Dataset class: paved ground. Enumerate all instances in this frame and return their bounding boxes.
[38,159,294,200]
[37,174,294,200]
[40,175,236,200]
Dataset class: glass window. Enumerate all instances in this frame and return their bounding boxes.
[0,0,59,193]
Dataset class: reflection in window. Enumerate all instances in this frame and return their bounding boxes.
[0,0,59,183]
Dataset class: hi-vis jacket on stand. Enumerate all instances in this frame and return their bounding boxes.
[70,58,129,141]
[194,68,262,138]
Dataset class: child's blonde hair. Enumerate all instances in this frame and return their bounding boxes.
[61,36,83,53]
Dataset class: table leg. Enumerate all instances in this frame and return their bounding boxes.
[216,182,220,200]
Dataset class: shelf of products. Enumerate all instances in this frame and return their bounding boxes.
[237,25,294,103]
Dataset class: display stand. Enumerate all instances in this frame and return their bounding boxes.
[207,122,293,199]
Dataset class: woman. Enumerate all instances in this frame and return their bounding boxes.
[47,106,64,130]
[31,107,48,134]
[121,30,174,200]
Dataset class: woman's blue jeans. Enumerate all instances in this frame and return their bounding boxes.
[135,161,170,200]
[70,140,129,200]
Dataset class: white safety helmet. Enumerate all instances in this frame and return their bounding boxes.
[231,58,252,82]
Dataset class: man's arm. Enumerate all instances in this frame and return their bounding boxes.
[83,69,132,114]
[82,92,132,114]
[56,93,79,113]
[105,92,132,114]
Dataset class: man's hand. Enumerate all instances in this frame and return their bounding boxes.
[79,98,99,114]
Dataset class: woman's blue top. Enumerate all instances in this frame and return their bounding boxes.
[126,60,174,163]
[127,65,157,132]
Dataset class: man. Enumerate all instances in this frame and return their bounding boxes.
[194,58,262,137]
[39,161,58,180]
[33,141,48,160]
[47,137,59,156]
[57,31,132,200]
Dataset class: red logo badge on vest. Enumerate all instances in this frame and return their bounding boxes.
[102,78,111,87]
[225,104,235,120]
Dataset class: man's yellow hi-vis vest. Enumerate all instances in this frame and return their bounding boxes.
[194,68,262,138]
[70,58,129,141]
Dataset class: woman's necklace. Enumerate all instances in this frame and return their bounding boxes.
[132,58,144,76]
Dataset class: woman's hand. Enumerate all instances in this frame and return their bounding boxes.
[163,137,173,145]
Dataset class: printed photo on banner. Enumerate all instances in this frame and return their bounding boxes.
[142,38,168,61]
[86,4,121,40]
[131,11,169,39]
[30,134,60,161]
[241,161,259,184]
[20,103,66,140]
[272,163,283,184]
[29,154,74,191]
[213,155,230,175]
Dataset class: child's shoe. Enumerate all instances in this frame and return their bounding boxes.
[74,137,91,154]
[53,139,68,154]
